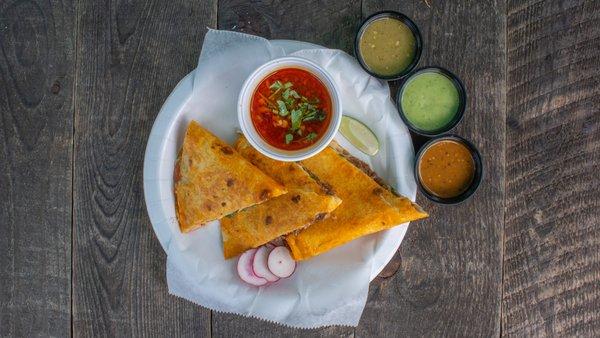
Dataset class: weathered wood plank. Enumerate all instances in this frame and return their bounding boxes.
[357,1,506,336]
[212,0,360,336]
[0,0,74,336]
[72,0,216,336]
[503,0,600,336]
[218,0,361,53]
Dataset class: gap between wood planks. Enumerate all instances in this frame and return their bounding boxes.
[71,0,80,336]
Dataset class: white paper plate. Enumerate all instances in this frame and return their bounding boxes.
[143,40,416,281]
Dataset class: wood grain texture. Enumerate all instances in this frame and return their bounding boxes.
[358,1,506,336]
[503,0,600,336]
[212,0,360,336]
[72,0,216,336]
[0,0,74,336]
[218,0,361,53]
[3,0,598,336]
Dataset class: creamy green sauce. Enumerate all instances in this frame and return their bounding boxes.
[401,72,460,131]
[358,18,416,76]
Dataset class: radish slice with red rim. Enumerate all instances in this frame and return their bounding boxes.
[253,246,280,282]
[267,246,296,278]
[237,249,268,286]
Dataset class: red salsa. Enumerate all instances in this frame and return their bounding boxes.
[250,68,332,150]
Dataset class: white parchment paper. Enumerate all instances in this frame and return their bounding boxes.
[161,29,416,328]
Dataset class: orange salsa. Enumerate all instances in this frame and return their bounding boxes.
[419,140,475,198]
[250,68,332,150]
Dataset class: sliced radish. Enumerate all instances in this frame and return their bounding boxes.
[253,246,280,282]
[237,249,268,286]
[267,246,296,278]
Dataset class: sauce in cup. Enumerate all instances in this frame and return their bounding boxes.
[419,140,475,198]
[401,72,460,131]
[250,68,332,150]
[415,135,482,204]
[397,67,466,136]
[355,11,422,80]
[358,17,417,77]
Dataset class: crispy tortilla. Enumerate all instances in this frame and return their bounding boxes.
[174,121,286,233]
[219,137,342,259]
[285,143,428,260]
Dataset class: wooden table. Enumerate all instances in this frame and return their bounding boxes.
[1,0,598,336]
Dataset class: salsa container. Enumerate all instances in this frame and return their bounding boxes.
[396,66,467,136]
[238,56,342,162]
[354,11,423,81]
[414,135,483,204]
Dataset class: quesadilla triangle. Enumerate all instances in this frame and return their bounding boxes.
[285,143,428,261]
[174,121,286,233]
[219,137,342,259]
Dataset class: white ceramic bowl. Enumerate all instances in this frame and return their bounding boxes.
[238,56,342,161]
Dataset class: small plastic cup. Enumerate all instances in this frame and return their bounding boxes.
[354,11,423,81]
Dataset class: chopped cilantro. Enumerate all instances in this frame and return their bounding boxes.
[265,78,327,145]
[290,109,303,131]
[305,132,318,141]
[277,100,288,116]
[285,133,293,144]
[269,80,283,90]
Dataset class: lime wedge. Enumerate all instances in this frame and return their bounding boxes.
[339,115,380,156]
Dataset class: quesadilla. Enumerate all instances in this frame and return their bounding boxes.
[174,121,287,233]
[285,143,428,260]
[219,137,342,259]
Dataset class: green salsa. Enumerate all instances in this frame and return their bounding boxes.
[358,18,416,76]
[400,72,460,131]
